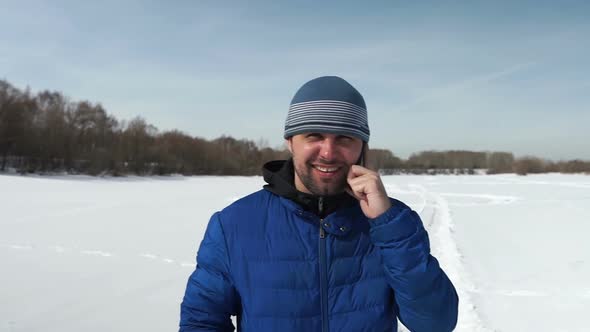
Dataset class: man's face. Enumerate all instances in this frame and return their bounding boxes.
[287,133,364,196]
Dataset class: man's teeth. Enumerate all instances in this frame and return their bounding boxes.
[314,166,338,173]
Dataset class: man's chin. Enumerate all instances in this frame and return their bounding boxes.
[297,167,347,195]
[312,183,347,196]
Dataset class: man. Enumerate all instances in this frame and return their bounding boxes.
[180,76,459,331]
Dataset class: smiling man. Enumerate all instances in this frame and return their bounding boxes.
[180,76,458,332]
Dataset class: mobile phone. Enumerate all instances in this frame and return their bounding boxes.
[356,142,367,167]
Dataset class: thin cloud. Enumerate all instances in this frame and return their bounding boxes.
[393,61,538,112]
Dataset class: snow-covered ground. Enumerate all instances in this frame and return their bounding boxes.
[1,173,589,331]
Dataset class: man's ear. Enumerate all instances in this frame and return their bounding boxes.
[285,138,293,154]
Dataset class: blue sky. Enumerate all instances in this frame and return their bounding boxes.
[1,0,589,160]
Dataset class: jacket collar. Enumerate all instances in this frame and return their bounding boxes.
[262,159,359,220]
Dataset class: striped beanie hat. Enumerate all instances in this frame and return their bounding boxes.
[284,76,370,142]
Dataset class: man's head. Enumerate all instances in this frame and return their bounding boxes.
[284,76,369,196]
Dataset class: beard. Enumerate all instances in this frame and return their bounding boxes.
[293,158,350,196]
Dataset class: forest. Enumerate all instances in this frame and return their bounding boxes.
[1,79,588,176]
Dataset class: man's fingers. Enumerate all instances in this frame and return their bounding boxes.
[347,172,379,189]
[346,174,365,193]
[348,164,371,178]
[347,166,356,181]
[346,164,392,218]
[347,173,370,186]
[345,187,356,199]
[347,181,368,200]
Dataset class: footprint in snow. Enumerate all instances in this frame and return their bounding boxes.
[50,245,66,253]
[80,250,113,257]
[7,244,191,269]
[498,290,547,297]
[140,253,175,264]
[8,244,33,250]
[140,253,158,259]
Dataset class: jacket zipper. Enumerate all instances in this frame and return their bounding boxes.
[318,197,329,332]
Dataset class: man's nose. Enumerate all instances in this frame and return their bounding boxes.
[319,138,336,161]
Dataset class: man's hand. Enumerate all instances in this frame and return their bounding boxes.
[346,165,392,219]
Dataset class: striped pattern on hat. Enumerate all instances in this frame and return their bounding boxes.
[284,100,369,141]
[284,76,370,142]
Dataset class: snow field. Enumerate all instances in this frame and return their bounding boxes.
[2,173,589,331]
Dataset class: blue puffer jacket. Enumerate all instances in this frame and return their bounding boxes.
[180,182,458,331]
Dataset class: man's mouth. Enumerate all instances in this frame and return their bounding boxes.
[312,165,340,173]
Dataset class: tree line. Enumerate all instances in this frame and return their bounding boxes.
[1,79,588,176]
[369,149,590,175]
[0,79,289,175]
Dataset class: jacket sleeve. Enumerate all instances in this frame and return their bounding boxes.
[180,212,240,332]
[368,201,458,332]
